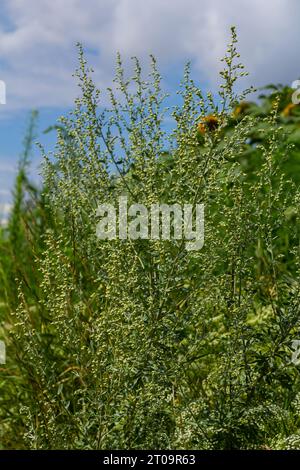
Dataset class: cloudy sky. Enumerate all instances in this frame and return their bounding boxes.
[0,0,299,212]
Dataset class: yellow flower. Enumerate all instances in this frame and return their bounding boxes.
[197,114,219,135]
[232,101,250,119]
[281,103,296,117]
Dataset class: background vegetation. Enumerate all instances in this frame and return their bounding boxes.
[1,29,300,449]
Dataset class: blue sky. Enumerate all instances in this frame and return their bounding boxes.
[0,0,300,217]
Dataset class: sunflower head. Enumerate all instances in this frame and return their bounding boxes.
[281,103,296,117]
[197,114,219,135]
[232,101,250,119]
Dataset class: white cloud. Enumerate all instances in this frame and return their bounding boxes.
[0,189,11,196]
[0,0,299,110]
[0,203,12,213]
[0,162,16,173]
[0,202,12,226]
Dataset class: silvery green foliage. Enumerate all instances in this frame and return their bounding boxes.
[5,28,300,449]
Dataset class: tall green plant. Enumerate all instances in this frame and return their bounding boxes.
[3,28,300,450]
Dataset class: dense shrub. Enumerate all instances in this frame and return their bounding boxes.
[1,28,300,449]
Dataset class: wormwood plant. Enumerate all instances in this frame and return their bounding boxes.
[3,27,300,449]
